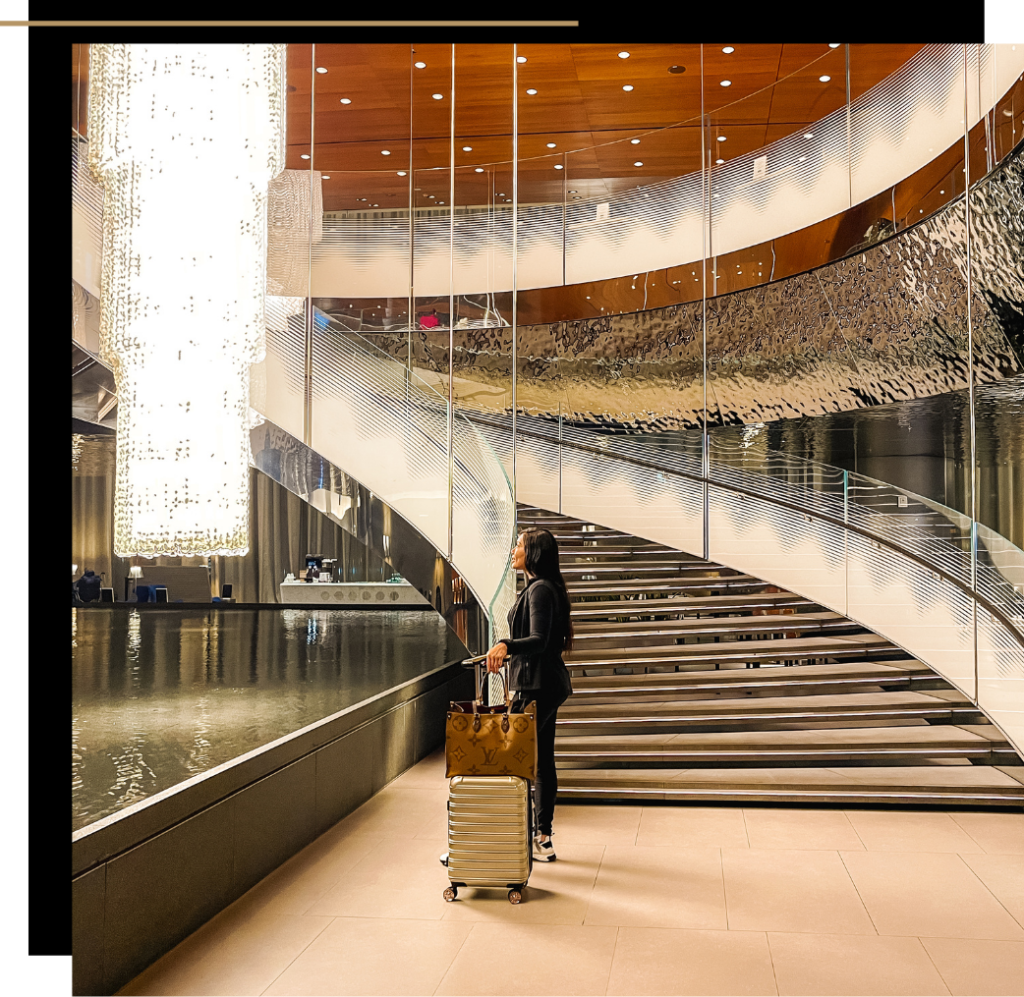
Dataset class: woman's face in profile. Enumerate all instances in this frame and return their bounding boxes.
[512,533,527,572]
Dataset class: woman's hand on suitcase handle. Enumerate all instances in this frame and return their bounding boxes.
[485,642,508,674]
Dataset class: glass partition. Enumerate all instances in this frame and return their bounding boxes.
[74,41,1024,743]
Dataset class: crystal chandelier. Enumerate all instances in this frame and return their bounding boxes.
[88,44,286,557]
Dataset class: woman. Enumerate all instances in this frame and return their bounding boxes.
[485,528,573,861]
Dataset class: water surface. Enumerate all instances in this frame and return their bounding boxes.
[72,607,455,832]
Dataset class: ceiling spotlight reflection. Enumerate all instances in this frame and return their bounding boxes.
[462,146,472,151]
[315,67,327,74]
[630,138,640,144]
[618,51,630,59]
[526,88,538,95]
[475,168,484,172]
[828,43,840,48]
[546,142,557,148]
[432,93,443,100]
[622,85,634,91]
[322,175,330,179]
[554,164,563,169]
[715,158,724,164]
[339,98,351,104]
[720,80,731,87]
[516,56,527,63]
[414,61,426,68]
[300,154,310,160]
[722,46,735,53]
[717,136,726,142]
[381,150,391,155]
[397,171,407,176]
[819,75,831,82]
[633,161,643,167]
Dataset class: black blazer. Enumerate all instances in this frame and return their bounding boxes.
[504,577,573,697]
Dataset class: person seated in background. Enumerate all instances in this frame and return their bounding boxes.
[419,308,439,329]
[75,569,102,603]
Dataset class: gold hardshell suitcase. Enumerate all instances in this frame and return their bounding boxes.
[444,774,532,904]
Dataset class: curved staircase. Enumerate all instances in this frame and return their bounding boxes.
[515,507,1024,808]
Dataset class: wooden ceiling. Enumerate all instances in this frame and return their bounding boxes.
[73,43,924,211]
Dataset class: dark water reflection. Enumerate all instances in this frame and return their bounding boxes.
[72,607,456,832]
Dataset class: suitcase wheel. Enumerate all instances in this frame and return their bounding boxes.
[507,889,523,905]
[443,886,458,902]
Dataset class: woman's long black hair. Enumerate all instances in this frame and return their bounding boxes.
[520,528,574,653]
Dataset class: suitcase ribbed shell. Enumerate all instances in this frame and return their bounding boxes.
[447,775,531,888]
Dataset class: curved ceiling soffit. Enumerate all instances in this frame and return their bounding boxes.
[365,144,1024,430]
[304,44,1024,299]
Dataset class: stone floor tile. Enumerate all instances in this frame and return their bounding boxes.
[844,810,984,853]
[635,805,749,849]
[261,916,472,996]
[742,808,864,851]
[840,850,1024,939]
[434,923,618,996]
[919,936,1024,996]
[551,802,643,846]
[960,853,1024,927]
[949,811,1024,854]
[767,931,950,996]
[584,845,727,929]
[606,926,777,996]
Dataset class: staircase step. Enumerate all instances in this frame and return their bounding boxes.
[555,766,1024,806]
[569,593,817,619]
[567,660,929,700]
[553,725,1013,765]
[566,634,896,671]
[568,576,764,596]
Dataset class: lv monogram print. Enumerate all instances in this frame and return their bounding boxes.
[445,706,537,780]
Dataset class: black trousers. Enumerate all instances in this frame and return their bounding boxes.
[512,686,568,837]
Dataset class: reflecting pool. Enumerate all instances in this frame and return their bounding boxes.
[72,607,457,832]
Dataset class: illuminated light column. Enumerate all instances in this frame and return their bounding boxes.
[88,44,286,557]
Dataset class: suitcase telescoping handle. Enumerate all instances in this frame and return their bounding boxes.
[462,653,511,708]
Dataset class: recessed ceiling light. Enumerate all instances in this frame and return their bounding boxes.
[668,65,686,74]
[828,43,840,48]
[357,197,366,201]
[462,146,472,152]
[572,196,581,199]
[622,85,634,91]
[819,75,831,82]
[414,61,426,69]
[432,93,444,100]
[630,138,640,144]
[722,46,735,54]
[940,189,945,194]
[568,190,578,194]
[498,193,505,197]
[381,150,391,155]
[438,201,444,205]
[321,175,330,179]
[474,167,484,173]
[554,164,563,170]
[618,51,630,59]
[315,66,327,74]
[372,203,379,207]
[717,136,726,142]
[516,56,527,63]
[546,142,557,148]
[720,80,732,87]
[526,88,538,95]
[339,98,351,104]
[300,154,310,160]
[633,161,643,167]
[397,171,407,176]
[715,158,724,164]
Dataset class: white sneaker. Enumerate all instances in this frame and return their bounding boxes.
[533,835,556,862]
[439,852,449,867]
